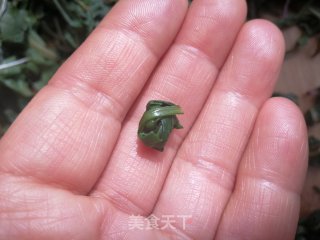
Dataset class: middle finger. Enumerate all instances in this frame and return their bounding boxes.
[92,0,247,217]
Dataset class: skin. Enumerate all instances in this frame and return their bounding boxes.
[0,0,308,239]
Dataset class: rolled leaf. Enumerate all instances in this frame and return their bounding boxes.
[138,100,183,151]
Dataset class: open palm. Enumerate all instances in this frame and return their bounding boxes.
[0,0,308,239]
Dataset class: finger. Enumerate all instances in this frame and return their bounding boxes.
[0,0,187,193]
[215,98,308,240]
[152,20,285,239]
[92,0,247,218]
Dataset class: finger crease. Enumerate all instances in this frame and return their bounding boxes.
[179,152,236,192]
[175,43,219,71]
[97,24,160,60]
[93,187,149,216]
[48,80,125,123]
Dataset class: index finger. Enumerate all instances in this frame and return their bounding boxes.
[0,0,188,193]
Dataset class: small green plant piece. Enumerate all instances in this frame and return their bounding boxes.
[138,100,183,151]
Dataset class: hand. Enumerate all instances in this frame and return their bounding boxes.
[0,0,308,239]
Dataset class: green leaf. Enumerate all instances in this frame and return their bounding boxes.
[138,100,183,151]
[53,0,82,28]
[0,77,33,97]
[28,30,58,61]
[0,6,28,43]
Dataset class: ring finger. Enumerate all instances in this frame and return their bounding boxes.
[152,20,285,239]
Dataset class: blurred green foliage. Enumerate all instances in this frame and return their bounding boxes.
[247,0,320,56]
[0,0,116,134]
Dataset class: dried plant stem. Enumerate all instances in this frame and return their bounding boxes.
[0,57,29,71]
